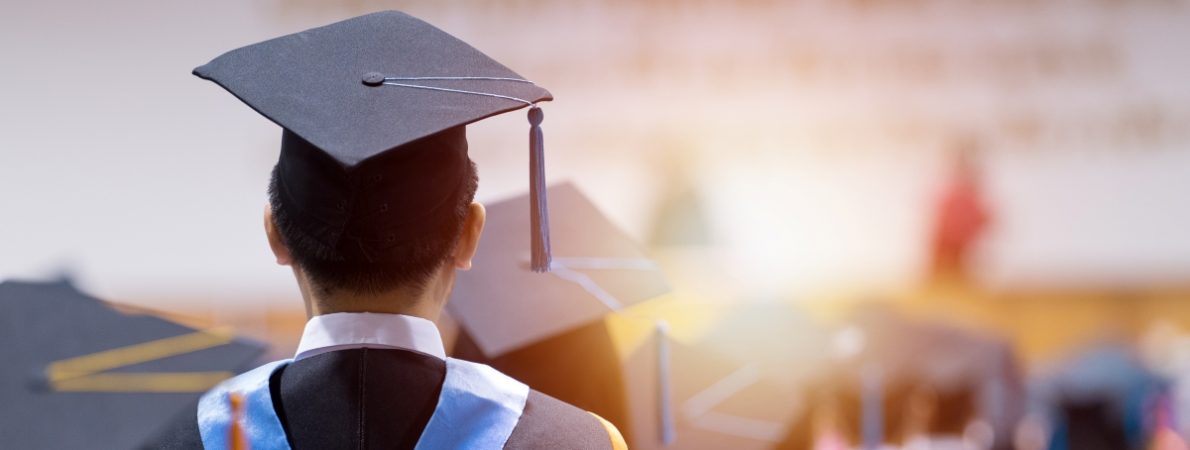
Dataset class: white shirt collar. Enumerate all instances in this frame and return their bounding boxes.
[293,312,446,361]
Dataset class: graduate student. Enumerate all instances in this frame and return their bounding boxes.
[154,11,626,450]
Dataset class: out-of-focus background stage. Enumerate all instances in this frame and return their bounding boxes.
[5,1,1190,449]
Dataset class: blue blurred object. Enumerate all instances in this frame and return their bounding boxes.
[1039,343,1167,450]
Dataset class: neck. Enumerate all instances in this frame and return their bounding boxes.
[294,265,456,321]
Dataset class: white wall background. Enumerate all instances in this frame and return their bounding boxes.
[3,0,1190,307]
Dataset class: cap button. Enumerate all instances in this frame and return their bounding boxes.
[361,72,386,87]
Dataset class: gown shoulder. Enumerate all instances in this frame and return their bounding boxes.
[505,389,620,450]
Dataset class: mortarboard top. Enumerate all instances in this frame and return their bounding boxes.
[0,280,265,449]
[829,306,1017,389]
[194,10,556,267]
[447,182,671,357]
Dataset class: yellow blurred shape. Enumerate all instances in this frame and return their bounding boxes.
[606,294,730,362]
[51,371,234,393]
[45,327,238,393]
[47,326,235,382]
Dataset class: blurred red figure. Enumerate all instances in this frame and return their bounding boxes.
[930,141,990,281]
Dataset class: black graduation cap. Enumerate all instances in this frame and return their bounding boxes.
[193,10,556,269]
[0,280,265,449]
[447,182,671,358]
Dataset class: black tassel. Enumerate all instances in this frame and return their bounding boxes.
[528,106,552,272]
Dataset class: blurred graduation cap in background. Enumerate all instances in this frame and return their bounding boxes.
[780,307,1025,449]
[611,302,816,450]
[448,182,671,444]
[842,307,1022,392]
[449,182,670,356]
[0,280,265,449]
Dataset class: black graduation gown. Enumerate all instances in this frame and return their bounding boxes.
[148,348,613,449]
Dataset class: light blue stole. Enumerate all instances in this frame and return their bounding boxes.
[197,357,530,450]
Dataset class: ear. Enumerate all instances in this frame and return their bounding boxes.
[264,204,293,266]
[452,202,486,270]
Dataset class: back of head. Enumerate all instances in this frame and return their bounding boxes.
[268,128,480,297]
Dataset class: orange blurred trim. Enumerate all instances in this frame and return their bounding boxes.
[590,412,628,450]
[229,392,249,450]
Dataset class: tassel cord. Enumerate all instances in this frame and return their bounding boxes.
[528,106,552,272]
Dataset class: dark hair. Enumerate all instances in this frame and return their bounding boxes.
[268,160,479,297]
